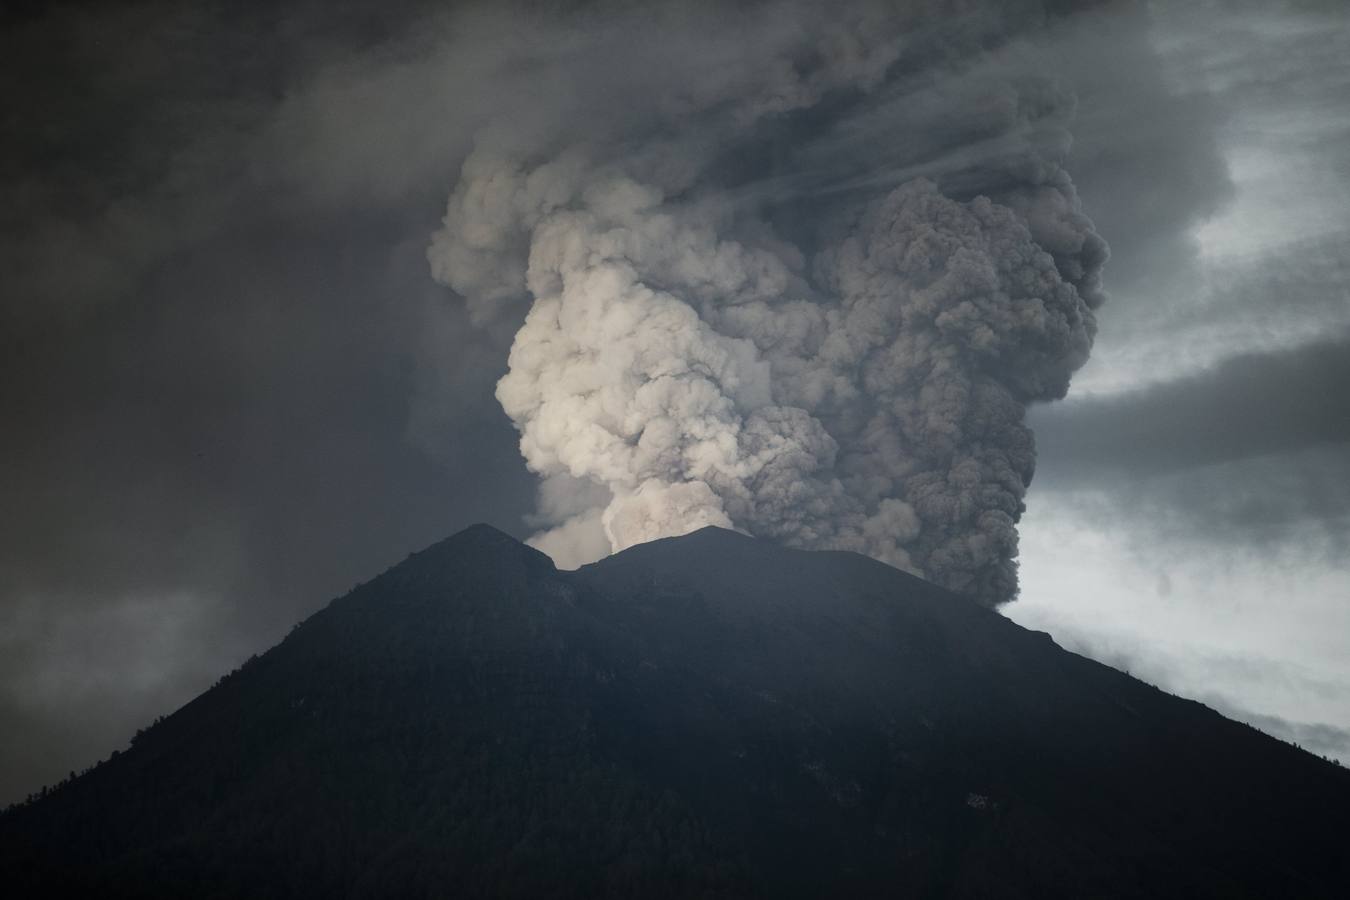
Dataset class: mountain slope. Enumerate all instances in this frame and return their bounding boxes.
[3,524,1348,898]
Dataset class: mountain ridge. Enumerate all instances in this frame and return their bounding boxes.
[3,524,1347,898]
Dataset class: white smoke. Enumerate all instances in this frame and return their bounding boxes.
[427,1,1111,604]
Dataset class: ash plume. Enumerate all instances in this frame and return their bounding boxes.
[428,0,1111,605]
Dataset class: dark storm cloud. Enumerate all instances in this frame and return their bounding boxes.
[0,0,544,804]
[1028,332,1350,560]
[3,3,323,323]
[1067,0,1350,382]
[0,213,538,803]
[1032,333,1350,476]
[1184,235,1350,335]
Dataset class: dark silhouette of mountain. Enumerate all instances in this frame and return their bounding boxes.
[3,524,1348,898]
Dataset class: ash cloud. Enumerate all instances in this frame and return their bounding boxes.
[429,0,1120,603]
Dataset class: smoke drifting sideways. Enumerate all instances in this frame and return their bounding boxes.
[428,0,1113,605]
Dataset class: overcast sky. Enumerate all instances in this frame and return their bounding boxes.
[3,0,1348,805]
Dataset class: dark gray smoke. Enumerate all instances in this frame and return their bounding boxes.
[427,0,1112,604]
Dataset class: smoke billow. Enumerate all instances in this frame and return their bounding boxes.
[428,0,1111,605]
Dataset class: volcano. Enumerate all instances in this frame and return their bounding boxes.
[3,524,1347,897]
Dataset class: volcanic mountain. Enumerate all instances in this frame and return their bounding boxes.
[3,524,1347,897]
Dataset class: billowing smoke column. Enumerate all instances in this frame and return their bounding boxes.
[429,1,1109,605]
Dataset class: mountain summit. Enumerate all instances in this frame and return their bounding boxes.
[4,525,1347,897]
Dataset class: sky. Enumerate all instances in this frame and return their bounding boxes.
[2,0,1348,805]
